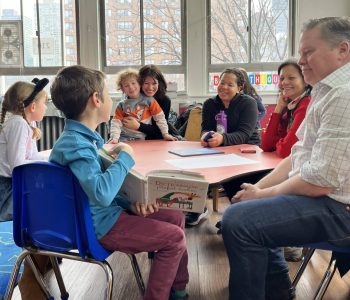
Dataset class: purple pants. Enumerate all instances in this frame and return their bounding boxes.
[100,209,189,300]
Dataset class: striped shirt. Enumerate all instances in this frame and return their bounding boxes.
[290,62,350,204]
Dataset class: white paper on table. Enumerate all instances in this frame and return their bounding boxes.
[165,154,258,169]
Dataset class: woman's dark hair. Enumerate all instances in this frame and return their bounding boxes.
[238,68,258,97]
[278,59,312,95]
[220,68,245,89]
[139,65,167,99]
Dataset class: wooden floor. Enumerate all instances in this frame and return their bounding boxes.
[11,196,350,299]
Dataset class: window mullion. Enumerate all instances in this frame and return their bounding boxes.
[248,0,251,63]
[140,0,145,65]
[35,0,42,67]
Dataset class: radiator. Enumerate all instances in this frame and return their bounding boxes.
[37,116,110,151]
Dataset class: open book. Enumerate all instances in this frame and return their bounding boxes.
[120,169,209,213]
[99,148,116,171]
[98,148,209,213]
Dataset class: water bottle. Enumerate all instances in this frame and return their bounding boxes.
[215,110,227,134]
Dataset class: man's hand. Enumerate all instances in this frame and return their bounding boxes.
[232,183,262,202]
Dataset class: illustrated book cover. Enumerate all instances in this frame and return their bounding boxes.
[120,169,209,213]
[98,148,209,213]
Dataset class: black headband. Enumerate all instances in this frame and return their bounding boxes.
[22,78,49,108]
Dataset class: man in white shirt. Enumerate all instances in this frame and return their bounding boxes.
[222,17,350,300]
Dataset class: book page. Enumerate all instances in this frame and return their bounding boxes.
[119,169,147,204]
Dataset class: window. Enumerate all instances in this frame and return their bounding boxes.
[161,21,169,29]
[0,0,78,95]
[117,22,133,30]
[117,9,131,16]
[208,0,293,93]
[65,35,74,43]
[144,9,153,16]
[64,10,73,17]
[103,0,185,92]
[117,34,133,42]
[65,22,73,30]
[144,21,154,29]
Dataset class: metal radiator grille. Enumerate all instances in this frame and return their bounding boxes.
[37,116,110,151]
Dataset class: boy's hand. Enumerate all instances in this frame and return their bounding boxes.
[107,142,135,159]
[131,202,159,217]
[107,138,119,144]
[163,133,177,141]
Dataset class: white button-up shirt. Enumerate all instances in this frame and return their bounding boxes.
[290,62,350,204]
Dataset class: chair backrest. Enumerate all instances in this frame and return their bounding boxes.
[184,107,202,141]
[12,162,111,261]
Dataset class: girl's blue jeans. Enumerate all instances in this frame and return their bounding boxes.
[222,194,350,300]
[0,176,13,222]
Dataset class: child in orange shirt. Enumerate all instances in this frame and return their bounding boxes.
[110,68,176,142]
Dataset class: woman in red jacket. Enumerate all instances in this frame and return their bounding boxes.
[261,59,311,158]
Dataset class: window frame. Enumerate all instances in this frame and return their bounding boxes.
[1,0,80,76]
[101,0,187,89]
[207,0,296,78]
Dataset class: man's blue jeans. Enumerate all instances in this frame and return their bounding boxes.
[222,194,350,300]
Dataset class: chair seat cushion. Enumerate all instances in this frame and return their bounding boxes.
[0,221,23,297]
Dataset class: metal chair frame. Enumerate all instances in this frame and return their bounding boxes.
[292,245,347,300]
[4,162,145,300]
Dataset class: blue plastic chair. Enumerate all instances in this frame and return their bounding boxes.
[292,243,350,300]
[4,161,145,300]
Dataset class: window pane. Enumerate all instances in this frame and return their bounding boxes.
[0,75,54,98]
[0,0,77,68]
[105,0,141,66]
[210,0,248,64]
[104,0,182,66]
[0,0,22,67]
[143,0,182,65]
[251,0,288,62]
[210,0,289,64]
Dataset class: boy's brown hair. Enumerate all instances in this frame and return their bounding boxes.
[115,68,140,90]
[51,65,105,120]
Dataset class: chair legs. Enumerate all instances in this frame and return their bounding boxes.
[5,250,144,300]
[291,248,338,300]
[128,254,146,295]
[5,249,114,300]
[291,248,315,288]
[5,249,29,300]
[50,257,69,300]
[313,257,337,300]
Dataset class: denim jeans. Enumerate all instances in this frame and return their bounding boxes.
[0,176,13,221]
[222,194,350,300]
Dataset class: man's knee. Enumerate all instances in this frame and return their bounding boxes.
[222,203,250,238]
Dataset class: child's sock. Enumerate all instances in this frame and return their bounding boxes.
[171,289,187,299]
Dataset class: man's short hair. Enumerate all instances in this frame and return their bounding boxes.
[50,65,105,120]
[302,17,350,47]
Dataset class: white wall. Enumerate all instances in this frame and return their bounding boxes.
[296,0,350,49]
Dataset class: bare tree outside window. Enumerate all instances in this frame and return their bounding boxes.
[104,0,182,66]
[210,0,288,64]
